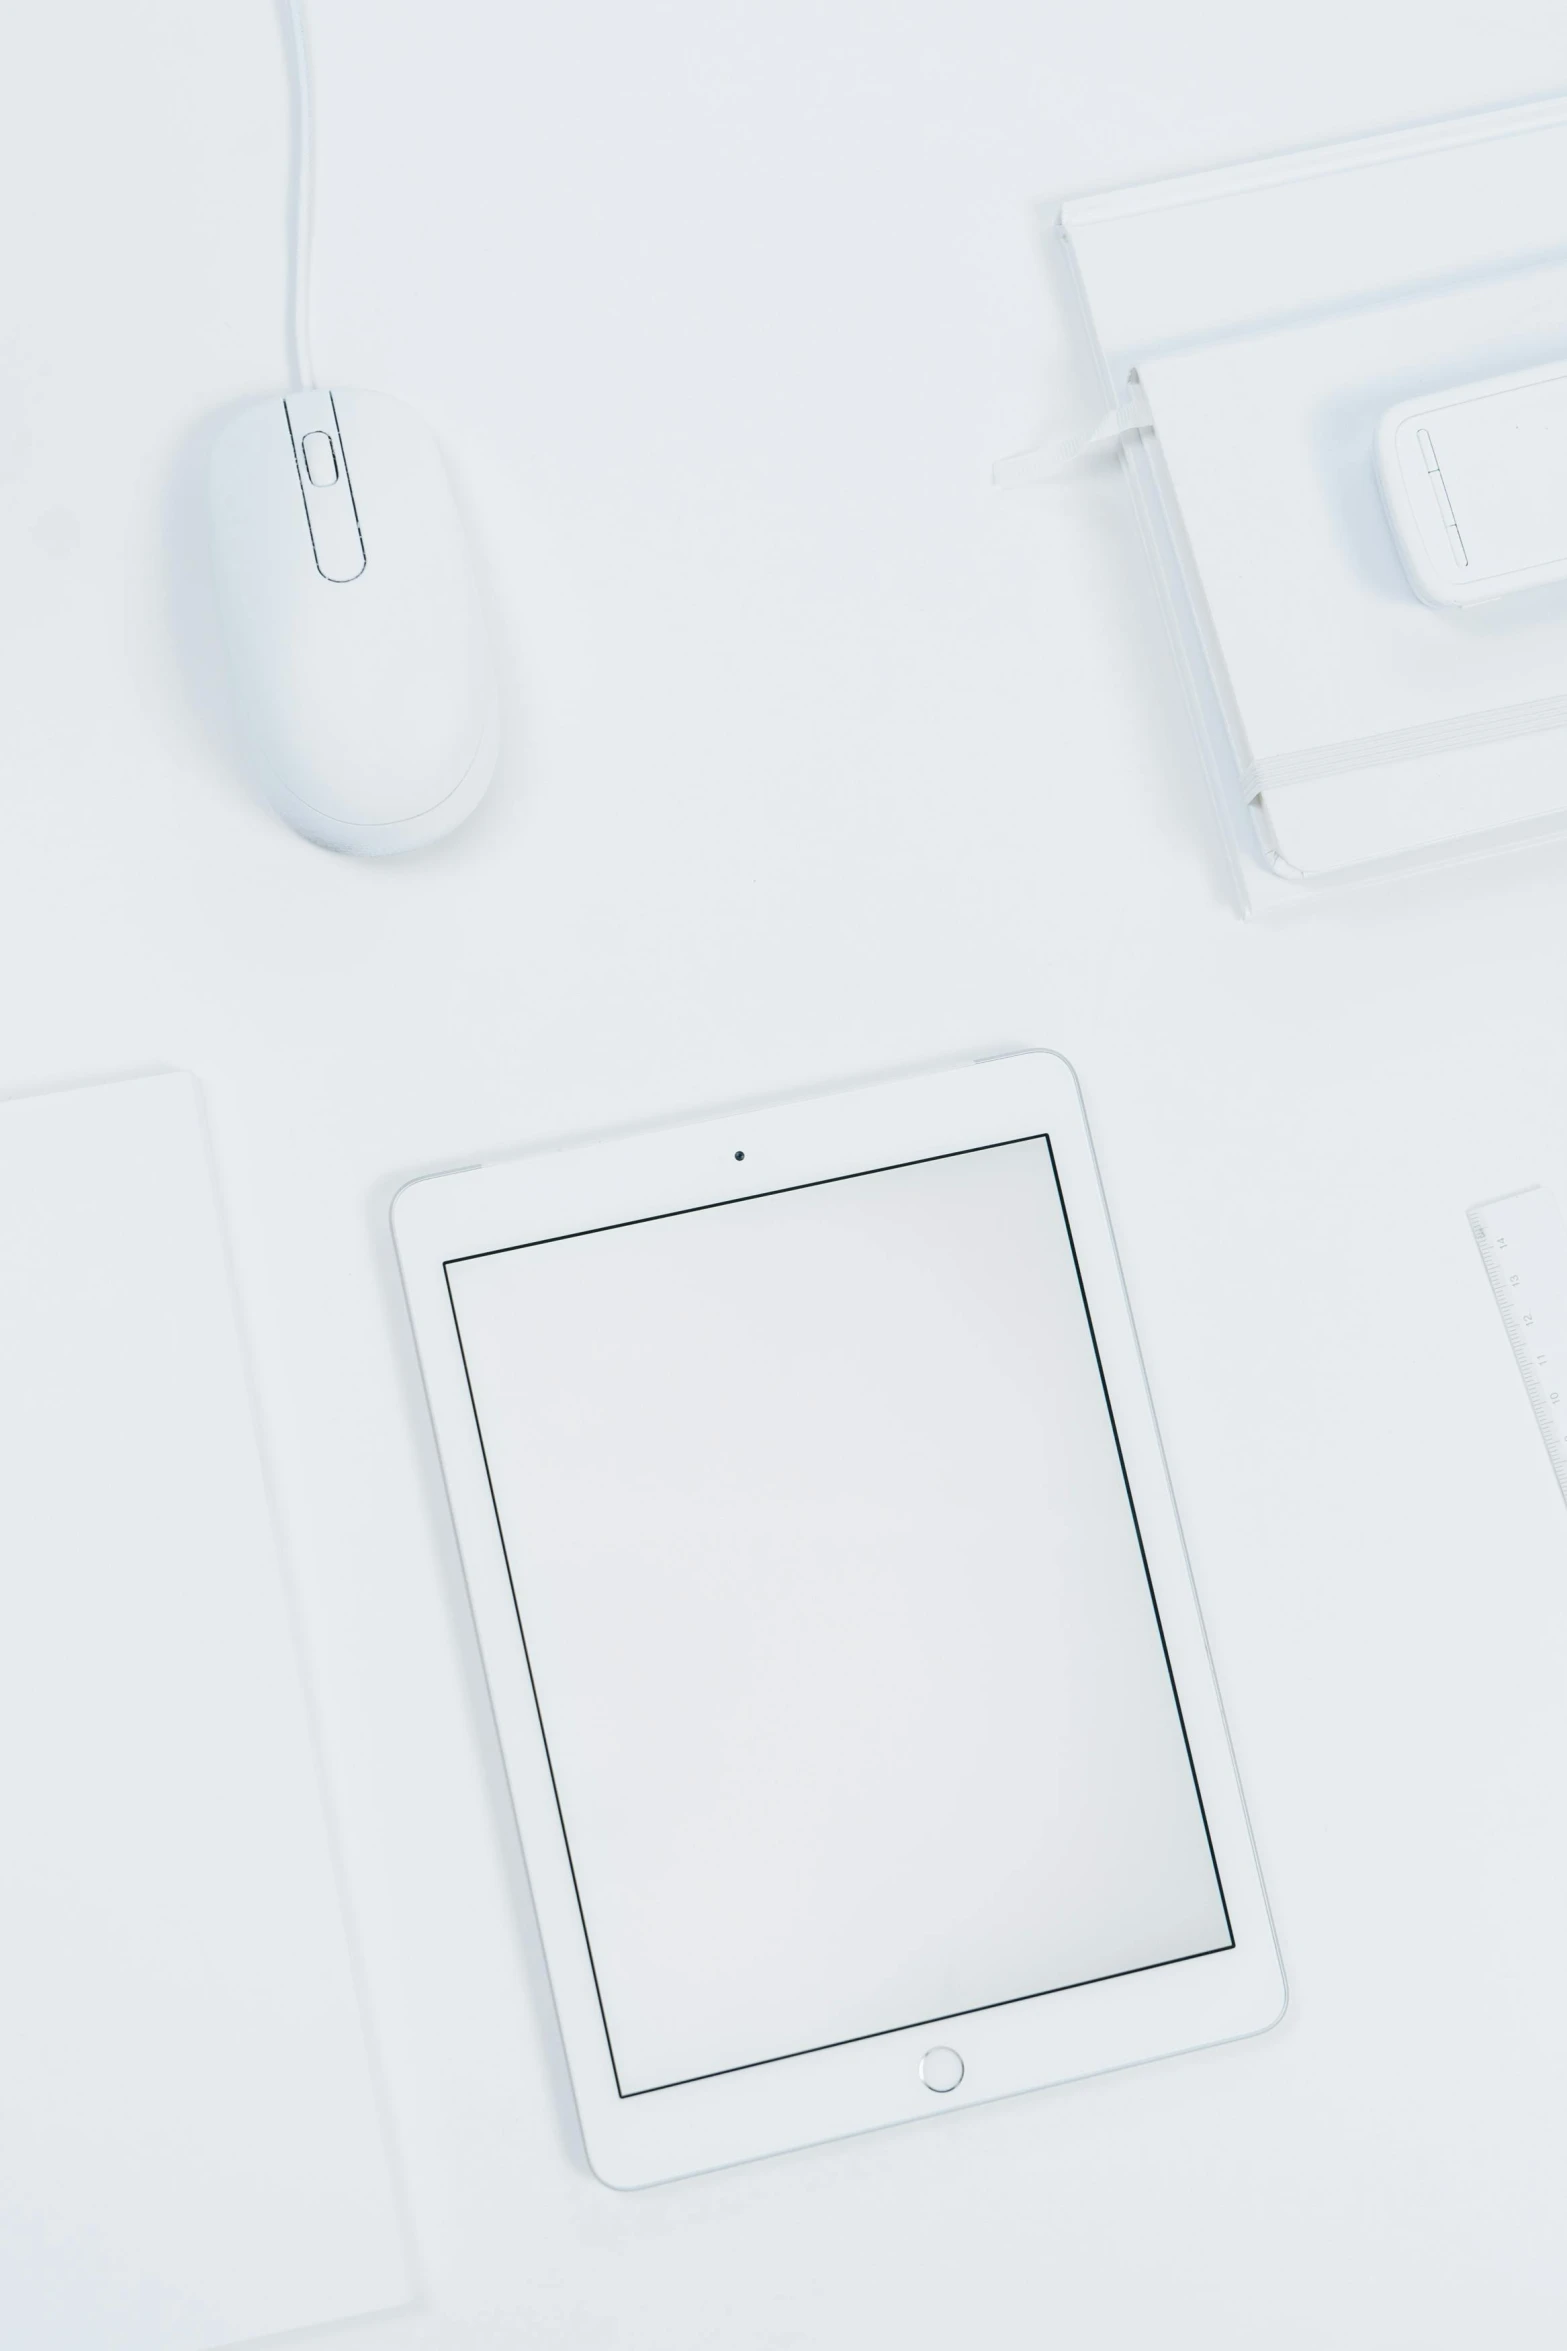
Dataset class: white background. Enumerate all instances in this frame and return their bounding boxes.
[5,1,1567,2343]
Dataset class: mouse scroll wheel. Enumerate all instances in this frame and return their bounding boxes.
[301,431,339,488]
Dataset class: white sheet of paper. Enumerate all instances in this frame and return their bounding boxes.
[0,1074,409,2350]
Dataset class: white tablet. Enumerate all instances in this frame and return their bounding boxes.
[392,1052,1284,2185]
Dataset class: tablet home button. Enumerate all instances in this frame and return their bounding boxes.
[920,2046,964,2094]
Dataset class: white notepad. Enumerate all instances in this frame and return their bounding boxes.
[1140,265,1567,791]
[1061,94,1567,903]
[1134,262,1567,882]
[0,1075,409,2350]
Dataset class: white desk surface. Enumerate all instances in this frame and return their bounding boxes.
[8,4,1567,2343]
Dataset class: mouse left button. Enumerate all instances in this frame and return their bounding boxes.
[283,391,366,583]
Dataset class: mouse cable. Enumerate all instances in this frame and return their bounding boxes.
[283,0,316,390]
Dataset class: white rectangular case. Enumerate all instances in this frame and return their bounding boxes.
[1377,361,1567,607]
[392,1054,1284,2184]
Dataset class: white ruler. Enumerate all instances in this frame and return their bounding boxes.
[1470,1187,1567,1502]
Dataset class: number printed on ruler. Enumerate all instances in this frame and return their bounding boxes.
[1469,1187,1567,1504]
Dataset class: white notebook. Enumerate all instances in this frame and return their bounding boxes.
[1137,265,1567,876]
[1061,95,1567,904]
[0,1074,409,2350]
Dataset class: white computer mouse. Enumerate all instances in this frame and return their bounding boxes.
[208,387,499,853]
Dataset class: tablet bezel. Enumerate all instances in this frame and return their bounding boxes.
[392,1051,1285,2185]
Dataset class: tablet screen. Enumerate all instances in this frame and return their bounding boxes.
[444,1136,1232,2096]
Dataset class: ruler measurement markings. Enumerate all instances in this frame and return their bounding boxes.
[1469,1187,1567,1502]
